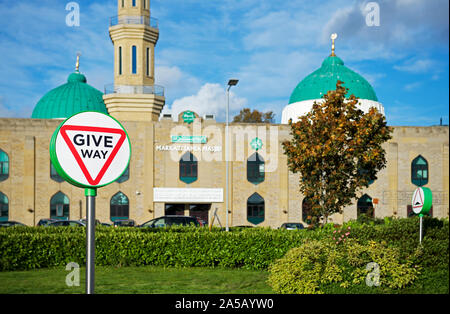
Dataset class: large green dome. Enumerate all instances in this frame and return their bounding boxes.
[31,71,108,119]
[288,55,378,104]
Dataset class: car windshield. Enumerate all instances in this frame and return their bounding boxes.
[285,223,302,228]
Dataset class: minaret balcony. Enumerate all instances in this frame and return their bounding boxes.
[104,84,164,97]
[109,15,158,29]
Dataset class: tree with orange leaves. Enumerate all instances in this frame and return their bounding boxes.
[282,81,392,226]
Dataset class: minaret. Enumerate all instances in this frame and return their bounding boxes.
[103,0,165,121]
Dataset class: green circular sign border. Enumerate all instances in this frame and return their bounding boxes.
[412,187,432,216]
[49,111,132,189]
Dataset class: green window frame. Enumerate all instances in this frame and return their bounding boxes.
[0,192,8,222]
[116,165,129,183]
[110,191,129,222]
[411,155,428,187]
[247,192,264,225]
[357,194,374,218]
[247,153,264,185]
[50,191,70,220]
[180,152,198,184]
[0,149,9,182]
[50,160,64,183]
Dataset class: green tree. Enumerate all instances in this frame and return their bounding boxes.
[282,81,392,226]
[233,108,275,123]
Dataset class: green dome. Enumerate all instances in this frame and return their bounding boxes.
[31,71,108,119]
[288,55,378,104]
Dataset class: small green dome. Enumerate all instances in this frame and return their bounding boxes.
[31,71,108,119]
[288,55,378,104]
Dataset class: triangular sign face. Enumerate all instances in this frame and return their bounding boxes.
[60,125,127,186]
[412,188,424,214]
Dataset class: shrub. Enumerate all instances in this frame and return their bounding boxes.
[267,239,421,294]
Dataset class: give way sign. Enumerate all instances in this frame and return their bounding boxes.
[50,111,131,188]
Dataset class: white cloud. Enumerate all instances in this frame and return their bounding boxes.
[163,83,248,121]
[155,65,202,101]
[394,58,436,73]
[403,81,423,91]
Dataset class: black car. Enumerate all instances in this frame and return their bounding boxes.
[139,215,200,228]
[113,219,136,227]
[48,220,85,227]
[280,222,305,230]
[0,220,26,227]
[37,218,58,226]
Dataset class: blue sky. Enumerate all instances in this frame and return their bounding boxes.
[0,0,448,125]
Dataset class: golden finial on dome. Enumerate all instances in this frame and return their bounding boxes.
[75,52,81,72]
[330,33,337,56]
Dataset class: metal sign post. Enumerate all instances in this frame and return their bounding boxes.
[85,188,97,294]
[411,187,432,246]
[419,214,423,244]
[50,111,131,294]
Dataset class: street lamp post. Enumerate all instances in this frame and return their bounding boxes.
[226,79,238,232]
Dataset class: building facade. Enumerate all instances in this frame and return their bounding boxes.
[0,0,448,226]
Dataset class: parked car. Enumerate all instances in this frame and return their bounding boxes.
[37,218,58,226]
[139,215,200,228]
[79,218,101,226]
[113,219,136,227]
[0,220,26,227]
[280,222,304,230]
[48,220,86,227]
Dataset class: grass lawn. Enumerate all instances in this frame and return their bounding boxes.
[0,266,274,294]
[0,265,447,294]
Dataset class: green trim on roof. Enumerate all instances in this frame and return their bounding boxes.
[31,71,107,119]
[289,55,378,104]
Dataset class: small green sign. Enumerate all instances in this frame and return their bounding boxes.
[411,187,432,216]
[182,111,196,124]
[250,137,263,151]
[171,135,207,144]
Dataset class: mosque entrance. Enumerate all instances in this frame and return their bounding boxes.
[164,203,210,226]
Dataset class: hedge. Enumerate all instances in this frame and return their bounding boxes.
[0,217,448,271]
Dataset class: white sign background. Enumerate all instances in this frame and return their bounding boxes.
[54,112,131,187]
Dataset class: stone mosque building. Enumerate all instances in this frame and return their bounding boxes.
[0,0,448,227]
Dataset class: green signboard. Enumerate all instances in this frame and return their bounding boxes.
[171,135,207,144]
[181,110,196,124]
[250,137,263,151]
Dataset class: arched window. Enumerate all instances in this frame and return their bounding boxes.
[146,47,150,77]
[50,161,64,183]
[411,155,428,186]
[180,152,198,184]
[0,149,9,182]
[302,198,312,225]
[247,193,264,225]
[118,46,123,75]
[357,194,374,218]
[110,192,129,222]
[116,165,129,183]
[132,0,136,7]
[50,192,70,220]
[131,45,137,74]
[0,192,8,222]
[247,153,264,185]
